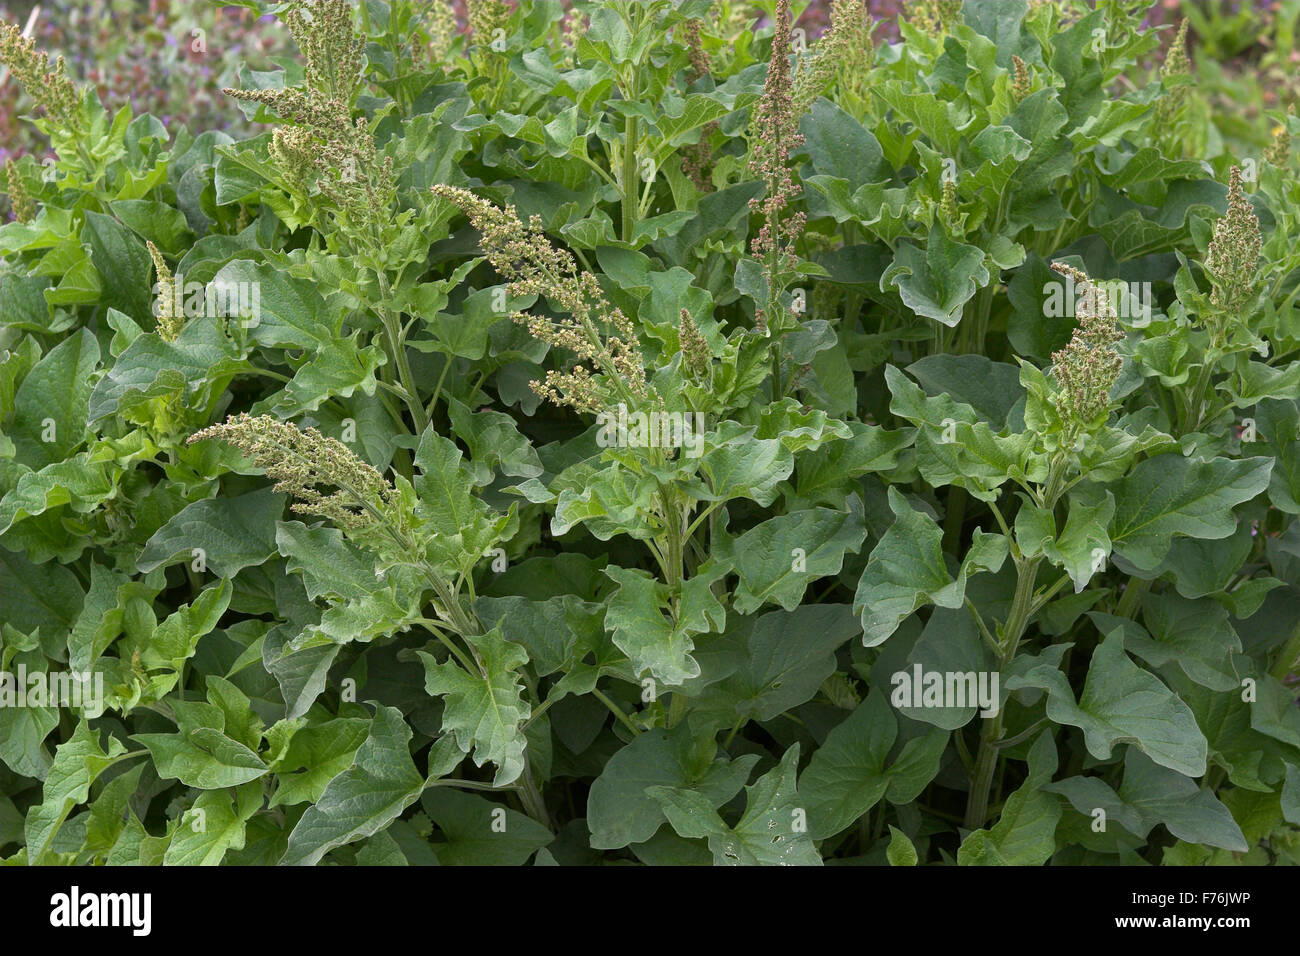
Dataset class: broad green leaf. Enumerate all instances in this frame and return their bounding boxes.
[694,604,862,725]
[8,328,99,468]
[1047,748,1246,851]
[799,690,948,839]
[417,627,530,786]
[446,396,543,485]
[1006,629,1208,776]
[1255,399,1300,514]
[651,745,821,866]
[716,496,867,614]
[587,724,758,850]
[854,487,1007,644]
[687,426,795,507]
[140,579,231,674]
[786,421,914,509]
[421,789,553,865]
[602,565,725,686]
[163,782,263,865]
[138,487,285,577]
[1107,592,1242,691]
[268,718,370,808]
[25,721,129,864]
[210,259,383,414]
[275,521,423,650]
[281,706,425,866]
[881,226,990,327]
[1016,489,1115,593]
[133,696,267,789]
[886,826,919,866]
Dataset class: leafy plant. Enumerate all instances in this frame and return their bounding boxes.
[1,0,1298,867]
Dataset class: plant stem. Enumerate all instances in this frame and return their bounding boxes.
[1270,619,1300,685]
[593,687,641,735]
[622,113,640,243]
[964,554,1043,829]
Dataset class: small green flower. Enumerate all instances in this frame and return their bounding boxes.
[2,159,34,223]
[1204,166,1262,315]
[679,309,713,382]
[432,185,648,414]
[189,413,399,533]
[0,20,82,131]
[1048,263,1125,428]
[1011,55,1031,103]
[146,242,183,343]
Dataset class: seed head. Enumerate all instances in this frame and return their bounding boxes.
[284,0,364,101]
[1048,263,1125,426]
[749,0,807,270]
[679,309,713,381]
[422,0,458,67]
[189,413,398,532]
[1156,19,1192,125]
[147,242,183,343]
[906,0,962,35]
[468,0,511,49]
[1264,108,1293,167]
[432,185,648,413]
[0,20,82,130]
[1204,166,1261,315]
[3,159,34,223]
[1012,55,1031,103]
[681,18,718,193]
[791,0,854,115]
[938,178,960,234]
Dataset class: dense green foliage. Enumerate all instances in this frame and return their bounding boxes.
[2,0,1299,866]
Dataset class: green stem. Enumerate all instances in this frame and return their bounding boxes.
[621,113,640,243]
[1114,575,1150,618]
[1269,619,1300,685]
[593,687,641,736]
[964,554,1044,830]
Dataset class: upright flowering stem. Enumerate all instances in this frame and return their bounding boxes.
[1183,166,1261,432]
[964,264,1124,830]
[750,0,807,396]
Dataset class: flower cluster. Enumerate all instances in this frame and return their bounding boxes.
[679,309,712,382]
[1204,166,1262,315]
[1264,107,1293,167]
[681,17,717,193]
[416,0,458,69]
[905,0,963,35]
[432,185,648,413]
[146,241,183,343]
[1155,19,1191,126]
[468,0,510,50]
[749,0,806,273]
[2,159,33,223]
[224,1,394,242]
[0,19,81,131]
[189,413,399,532]
[286,0,364,100]
[938,178,960,235]
[1048,263,1125,427]
[792,0,872,115]
[1012,55,1031,103]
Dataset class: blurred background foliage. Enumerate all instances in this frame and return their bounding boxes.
[2,0,1298,204]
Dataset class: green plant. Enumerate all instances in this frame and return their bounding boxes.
[2,0,1299,868]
